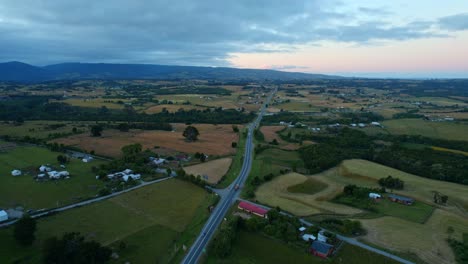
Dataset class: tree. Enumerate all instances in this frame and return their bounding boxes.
[57,155,69,164]
[447,226,454,239]
[232,125,239,133]
[183,126,199,142]
[231,142,237,148]
[90,125,103,137]
[42,232,112,264]
[14,215,37,246]
[117,123,130,132]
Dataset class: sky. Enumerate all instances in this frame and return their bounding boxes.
[0,0,467,78]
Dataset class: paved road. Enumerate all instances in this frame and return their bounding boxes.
[0,176,173,228]
[237,199,414,264]
[182,89,276,264]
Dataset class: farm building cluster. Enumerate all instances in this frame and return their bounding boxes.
[278,120,383,131]
[106,169,141,182]
[11,165,71,180]
[368,192,414,205]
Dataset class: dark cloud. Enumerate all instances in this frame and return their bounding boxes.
[0,1,465,65]
[438,13,468,31]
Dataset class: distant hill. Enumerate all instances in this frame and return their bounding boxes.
[0,61,340,82]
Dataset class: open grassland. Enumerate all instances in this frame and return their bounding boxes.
[205,230,399,264]
[359,209,468,264]
[144,104,207,114]
[260,125,301,150]
[274,100,319,112]
[338,159,468,217]
[380,119,468,141]
[51,98,134,109]
[183,157,232,184]
[287,177,329,195]
[255,172,361,216]
[0,179,212,263]
[52,124,240,158]
[0,145,105,209]
[0,121,85,139]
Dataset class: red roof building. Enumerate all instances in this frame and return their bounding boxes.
[238,201,269,218]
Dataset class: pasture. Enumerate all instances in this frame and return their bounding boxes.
[379,119,468,141]
[144,104,207,114]
[205,230,399,264]
[0,145,105,209]
[259,125,301,150]
[183,157,232,184]
[0,121,85,139]
[0,179,212,263]
[52,124,240,158]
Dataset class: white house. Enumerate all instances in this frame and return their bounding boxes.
[82,156,93,163]
[369,193,382,199]
[0,210,8,222]
[11,170,22,176]
[39,165,51,172]
[317,231,328,243]
[299,227,307,232]
[302,234,316,242]
[358,123,366,128]
[123,169,133,174]
[152,158,166,165]
[371,122,381,126]
[350,123,357,127]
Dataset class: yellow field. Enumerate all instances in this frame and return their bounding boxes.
[255,172,362,216]
[183,157,232,184]
[431,146,468,156]
[360,209,468,264]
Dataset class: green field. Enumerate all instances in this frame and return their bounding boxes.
[0,145,106,209]
[275,101,319,112]
[287,177,328,195]
[0,179,212,263]
[248,148,304,184]
[204,230,399,264]
[334,195,434,223]
[0,121,85,139]
[378,119,468,141]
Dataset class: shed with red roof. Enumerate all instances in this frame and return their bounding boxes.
[238,201,269,218]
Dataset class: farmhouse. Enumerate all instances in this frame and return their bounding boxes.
[151,157,166,165]
[39,165,52,172]
[82,156,93,163]
[309,240,334,258]
[107,169,142,182]
[388,194,414,205]
[238,201,269,218]
[371,121,381,126]
[11,170,22,176]
[47,170,70,179]
[0,210,8,222]
[298,226,306,232]
[369,192,381,199]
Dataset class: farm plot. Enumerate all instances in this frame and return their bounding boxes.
[260,126,301,150]
[205,230,399,264]
[380,119,468,141]
[0,179,212,263]
[183,157,232,184]
[0,145,105,210]
[52,124,240,158]
[255,172,361,216]
[144,104,207,114]
[0,121,85,140]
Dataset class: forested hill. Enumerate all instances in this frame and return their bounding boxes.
[0,61,339,82]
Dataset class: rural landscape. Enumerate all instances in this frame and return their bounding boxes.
[1,1,468,264]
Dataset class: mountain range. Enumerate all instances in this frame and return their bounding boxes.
[0,61,339,82]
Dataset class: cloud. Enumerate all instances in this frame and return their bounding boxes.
[0,1,463,65]
[438,13,468,31]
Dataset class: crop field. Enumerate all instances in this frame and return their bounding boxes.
[360,209,468,264]
[183,157,232,184]
[378,119,468,141]
[273,100,319,112]
[0,145,105,209]
[0,179,212,263]
[0,121,86,139]
[52,124,240,157]
[338,159,468,217]
[205,230,399,264]
[144,104,207,113]
[255,172,361,216]
[259,126,301,150]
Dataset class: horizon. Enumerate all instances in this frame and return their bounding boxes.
[1,1,468,78]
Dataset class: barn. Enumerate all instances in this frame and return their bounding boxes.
[388,194,414,205]
[310,240,334,258]
[238,201,269,218]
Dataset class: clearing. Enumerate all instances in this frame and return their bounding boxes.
[379,119,468,141]
[0,179,214,263]
[183,157,232,184]
[0,145,105,209]
[52,124,240,158]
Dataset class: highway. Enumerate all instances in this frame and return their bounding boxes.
[182,88,276,264]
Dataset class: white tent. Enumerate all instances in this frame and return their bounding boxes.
[0,210,8,222]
